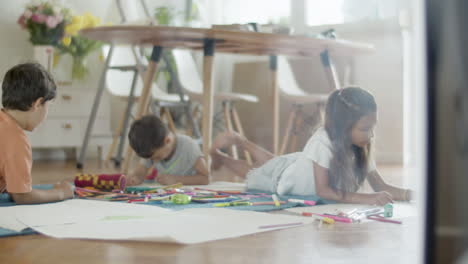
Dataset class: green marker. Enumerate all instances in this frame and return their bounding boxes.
[213,202,232,207]
[171,193,191,204]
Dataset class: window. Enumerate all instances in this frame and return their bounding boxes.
[306,0,345,26]
[214,0,290,25]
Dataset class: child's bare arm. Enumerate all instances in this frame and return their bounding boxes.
[126,162,150,186]
[367,171,412,201]
[157,157,210,185]
[313,162,393,206]
[10,181,74,204]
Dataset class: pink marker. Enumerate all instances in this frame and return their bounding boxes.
[288,198,316,206]
[313,213,353,223]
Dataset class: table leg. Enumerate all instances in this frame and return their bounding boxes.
[114,69,139,168]
[105,105,126,165]
[269,55,279,154]
[202,39,215,167]
[320,49,341,90]
[122,46,162,174]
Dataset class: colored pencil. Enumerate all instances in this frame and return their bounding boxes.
[367,215,402,224]
[250,201,287,206]
[259,222,303,229]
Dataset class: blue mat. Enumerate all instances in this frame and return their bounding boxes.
[0,228,36,238]
[0,185,329,238]
[151,190,326,211]
[0,185,54,238]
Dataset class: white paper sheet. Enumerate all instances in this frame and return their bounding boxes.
[285,202,417,222]
[0,199,172,232]
[12,200,314,244]
[14,199,172,227]
[0,206,29,231]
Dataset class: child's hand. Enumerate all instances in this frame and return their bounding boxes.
[157,174,175,185]
[53,181,75,199]
[368,191,393,206]
[126,176,143,186]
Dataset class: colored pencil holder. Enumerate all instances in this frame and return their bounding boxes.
[74,173,127,191]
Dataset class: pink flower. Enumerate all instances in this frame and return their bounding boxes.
[46,16,59,28]
[17,15,26,29]
[31,13,46,23]
[24,10,32,19]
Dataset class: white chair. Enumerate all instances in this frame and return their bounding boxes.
[105,46,186,102]
[172,49,258,162]
[277,56,332,154]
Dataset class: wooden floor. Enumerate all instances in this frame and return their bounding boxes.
[0,160,420,264]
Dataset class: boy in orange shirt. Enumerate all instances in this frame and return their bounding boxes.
[0,63,74,204]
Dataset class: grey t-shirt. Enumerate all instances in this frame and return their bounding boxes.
[144,134,203,176]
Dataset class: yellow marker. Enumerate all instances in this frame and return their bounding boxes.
[322,217,335,224]
[314,215,335,224]
[272,194,280,207]
[213,202,231,207]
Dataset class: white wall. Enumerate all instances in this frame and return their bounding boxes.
[0,0,119,78]
[0,1,34,76]
[226,19,405,163]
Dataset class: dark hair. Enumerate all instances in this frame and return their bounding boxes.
[128,115,168,158]
[2,63,56,111]
[324,86,377,195]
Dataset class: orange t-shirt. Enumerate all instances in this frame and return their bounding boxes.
[0,109,32,194]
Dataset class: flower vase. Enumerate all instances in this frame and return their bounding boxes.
[72,56,88,80]
[33,45,54,72]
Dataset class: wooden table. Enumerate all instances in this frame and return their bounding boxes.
[79,26,374,173]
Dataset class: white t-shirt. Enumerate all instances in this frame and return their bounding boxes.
[276,127,376,196]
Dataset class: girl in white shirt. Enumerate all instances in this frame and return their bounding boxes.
[210,87,412,205]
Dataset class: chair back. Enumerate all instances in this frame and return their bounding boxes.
[172,49,203,96]
[104,45,167,98]
[277,56,308,97]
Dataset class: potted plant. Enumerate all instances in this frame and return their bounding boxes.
[17,1,70,71]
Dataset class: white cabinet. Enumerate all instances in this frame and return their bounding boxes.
[27,81,112,159]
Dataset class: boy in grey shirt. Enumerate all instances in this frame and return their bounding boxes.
[127,115,209,185]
